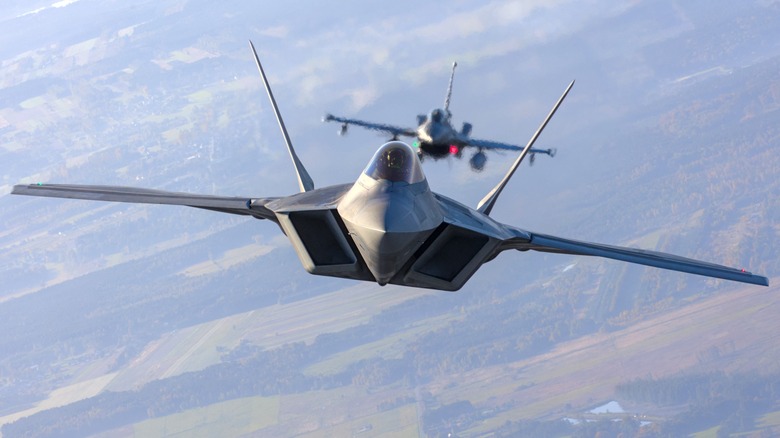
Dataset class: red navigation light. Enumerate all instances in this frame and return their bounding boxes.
[449,145,459,155]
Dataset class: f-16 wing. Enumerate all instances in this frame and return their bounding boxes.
[498,226,769,286]
[12,183,278,221]
[467,137,553,157]
[323,114,416,138]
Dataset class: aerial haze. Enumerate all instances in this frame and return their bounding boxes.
[0,0,778,436]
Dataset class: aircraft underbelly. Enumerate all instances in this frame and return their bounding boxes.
[345,224,435,285]
[336,216,500,291]
[420,143,451,159]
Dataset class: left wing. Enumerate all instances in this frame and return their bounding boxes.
[323,114,416,138]
[467,137,552,156]
[497,226,769,286]
[12,183,278,221]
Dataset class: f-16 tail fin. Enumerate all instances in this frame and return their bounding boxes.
[477,80,574,216]
[249,40,314,192]
[443,61,457,115]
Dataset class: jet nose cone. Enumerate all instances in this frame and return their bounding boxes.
[337,166,443,287]
[352,226,429,285]
[340,193,439,285]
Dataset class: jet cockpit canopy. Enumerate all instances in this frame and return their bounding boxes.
[364,142,425,184]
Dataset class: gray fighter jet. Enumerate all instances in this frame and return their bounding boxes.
[323,62,556,171]
[12,42,768,291]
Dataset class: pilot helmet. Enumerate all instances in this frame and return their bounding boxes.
[386,148,405,169]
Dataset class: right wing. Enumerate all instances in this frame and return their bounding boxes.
[498,226,769,286]
[323,114,417,138]
[12,183,278,222]
[467,137,552,156]
[466,137,521,151]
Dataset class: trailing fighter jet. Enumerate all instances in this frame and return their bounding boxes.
[323,62,556,171]
[12,42,768,291]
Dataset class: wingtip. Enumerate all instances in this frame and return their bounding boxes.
[11,183,40,194]
[739,268,769,286]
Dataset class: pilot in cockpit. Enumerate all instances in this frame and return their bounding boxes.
[376,147,409,182]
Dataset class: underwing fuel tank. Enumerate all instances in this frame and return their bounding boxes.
[338,142,443,285]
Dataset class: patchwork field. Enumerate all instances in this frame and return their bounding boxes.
[79,277,780,436]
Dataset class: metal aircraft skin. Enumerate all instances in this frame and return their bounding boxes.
[12,42,769,291]
[323,62,556,171]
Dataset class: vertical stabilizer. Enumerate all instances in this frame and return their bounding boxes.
[443,62,457,115]
[249,41,314,192]
[477,80,574,216]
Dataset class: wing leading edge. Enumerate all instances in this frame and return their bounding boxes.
[467,138,523,151]
[499,227,769,286]
[12,183,278,221]
[323,114,416,138]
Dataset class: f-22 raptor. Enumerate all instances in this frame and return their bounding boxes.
[12,42,769,291]
[323,62,556,171]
